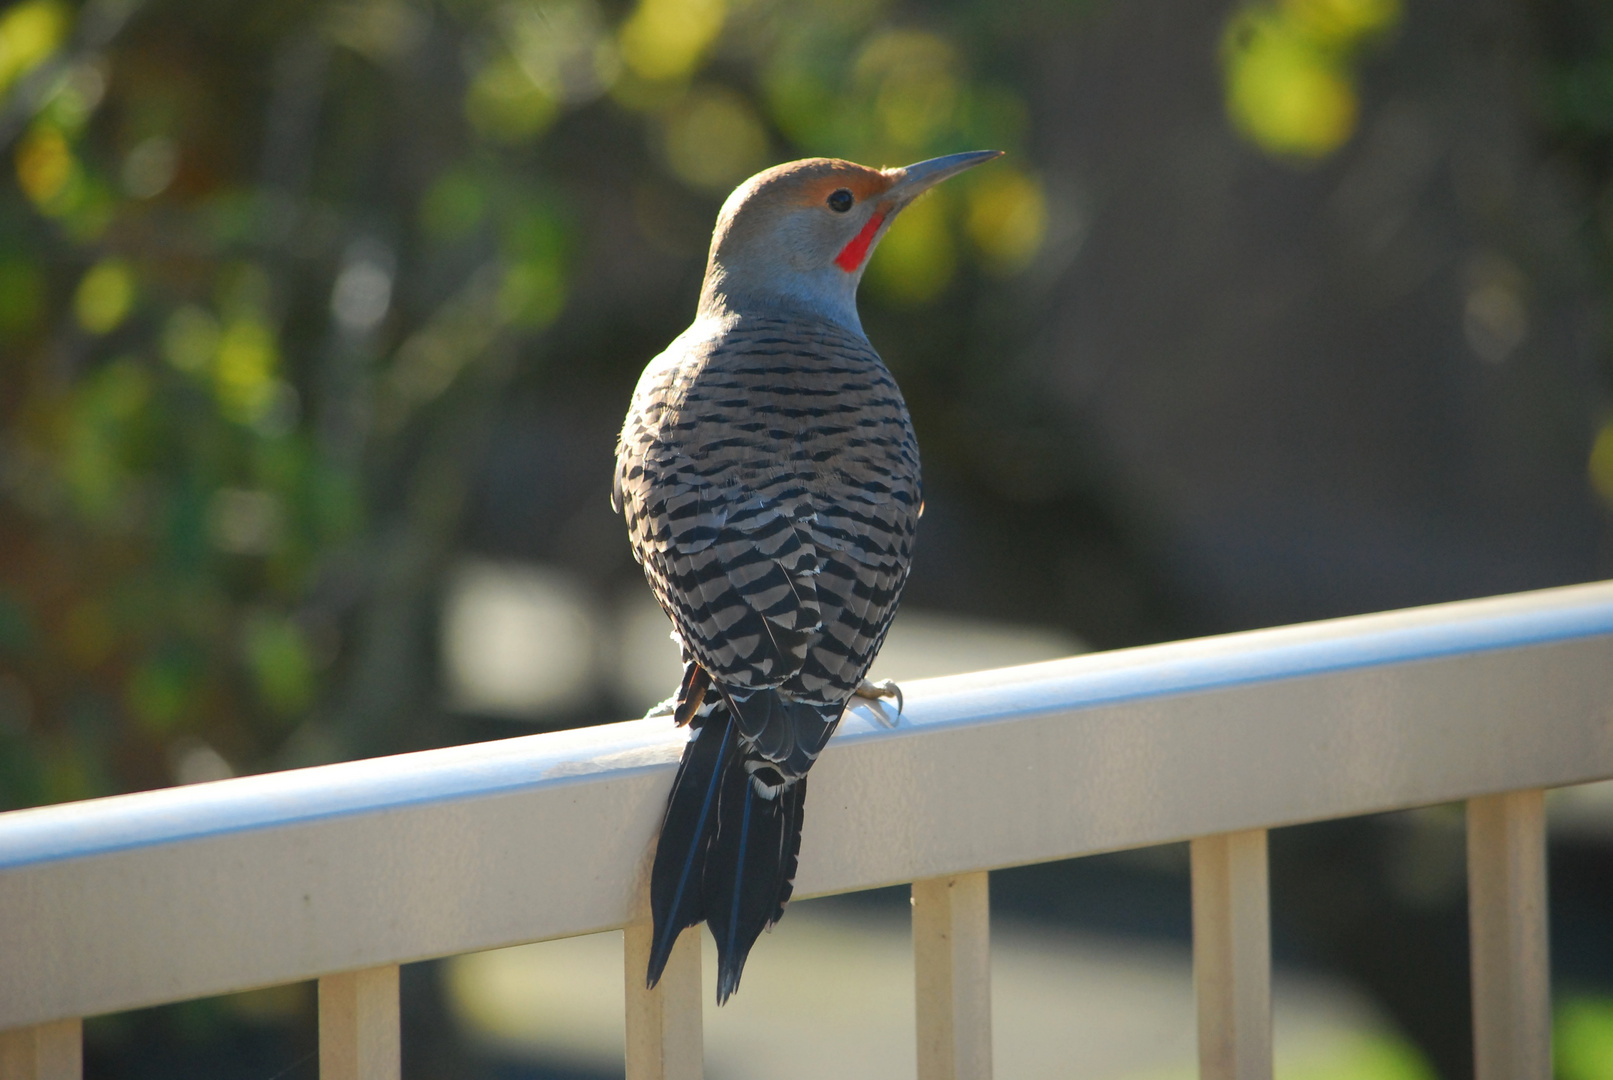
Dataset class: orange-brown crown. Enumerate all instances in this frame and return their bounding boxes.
[731,158,897,210]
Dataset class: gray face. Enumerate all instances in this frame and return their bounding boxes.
[697,151,1002,331]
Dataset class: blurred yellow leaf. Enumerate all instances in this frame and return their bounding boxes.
[74,258,135,334]
[0,0,68,95]
[214,317,279,423]
[1589,420,1613,504]
[865,188,955,305]
[1224,10,1357,159]
[15,125,76,208]
[618,0,725,82]
[1282,0,1400,46]
[966,168,1046,274]
[663,84,769,191]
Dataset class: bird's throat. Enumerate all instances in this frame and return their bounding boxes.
[833,213,886,272]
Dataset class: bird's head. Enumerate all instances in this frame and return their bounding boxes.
[697,150,1002,331]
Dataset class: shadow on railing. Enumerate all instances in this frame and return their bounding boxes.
[3,581,1612,1079]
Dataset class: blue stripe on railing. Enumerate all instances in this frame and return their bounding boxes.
[0,721,683,872]
[2,580,1610,873]
[881,579,1613,730]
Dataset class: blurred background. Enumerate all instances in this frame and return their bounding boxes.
[2,0,1613,1074]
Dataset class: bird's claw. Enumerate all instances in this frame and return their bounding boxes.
[852,677,903,728]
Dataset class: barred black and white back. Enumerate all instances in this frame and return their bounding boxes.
[614,309,921,1002]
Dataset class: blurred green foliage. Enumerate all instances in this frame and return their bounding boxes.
[1220,0,1613,516]
[1559,994,1613,1080]
[1529,0,1613,515]
[0,0,1057,809]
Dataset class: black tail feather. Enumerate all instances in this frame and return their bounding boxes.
[704,762,805,1003]
[771,776,806,923]
[646,713,732,988]
[645,683,812,1003]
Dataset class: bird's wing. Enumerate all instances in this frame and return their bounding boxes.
[792,484,918,701]
[615,337,821,691]
[621,459,824,691]
[615,316,920,703]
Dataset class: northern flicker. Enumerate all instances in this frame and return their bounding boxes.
[614,150,1001,1003]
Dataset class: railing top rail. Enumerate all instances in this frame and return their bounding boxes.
[2,580,1610,873]
[2,579,1612,1028]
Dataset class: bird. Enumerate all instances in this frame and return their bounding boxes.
[613,149,1002,1004]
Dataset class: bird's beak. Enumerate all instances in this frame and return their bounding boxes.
[883,150,1003,205]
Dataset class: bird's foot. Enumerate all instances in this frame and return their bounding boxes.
[643,694,679,720]
[851,678,903,729]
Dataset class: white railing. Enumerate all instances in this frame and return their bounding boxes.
[3,581,1613,1080]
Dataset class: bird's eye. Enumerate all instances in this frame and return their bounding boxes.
[826,189,854,213]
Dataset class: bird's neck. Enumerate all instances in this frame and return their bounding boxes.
[697,257,867,338]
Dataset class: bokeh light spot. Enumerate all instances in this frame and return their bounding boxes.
[1558,995,1613,1080]
[331,243,395,335]
[162,305,221,374]
[208,488,286,554]
[618,0,726,82]
[0,0,67,95]
[966,168,1046,274]
[466,54,560,142]
[1283,0,1400,46]
[16,125,76,209]
[168,738,234,785]
[498,259,567,328]
[663,85,770,191]
[244,613,315,717]
[1224,12,1357,159]
[214,317,280,424]
[498,0,619,104]
[74,258,136,335]
[121,135,179,199]
[44,62,107,133]
[864,189,955,305]
[1589,421,1613,505]
[1222,0,1398,161]
[856,30,960,152]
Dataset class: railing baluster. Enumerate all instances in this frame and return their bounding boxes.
[318,966,400,1080]
[912,871,992,1080]
[1467,789,1551,1080]
[624,922,703,1080]
[1191,829,1272,1080]
[0,1019,81,1080]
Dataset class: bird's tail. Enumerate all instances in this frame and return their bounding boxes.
[645,675,808,1004]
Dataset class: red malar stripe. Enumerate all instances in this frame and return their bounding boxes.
[834,213,886,272]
